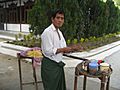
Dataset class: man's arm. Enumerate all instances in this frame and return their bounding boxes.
[56,45,84,54]
[56,47,72,54]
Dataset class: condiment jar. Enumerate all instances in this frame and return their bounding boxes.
[100,63,110,71]
[89,62,99,74]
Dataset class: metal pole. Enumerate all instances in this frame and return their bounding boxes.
[18,54,23,90]
[5,2,7,31]
[19,0,22,32]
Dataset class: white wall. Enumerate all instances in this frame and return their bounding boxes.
[4,24,30,32]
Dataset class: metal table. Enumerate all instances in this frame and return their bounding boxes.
[74,61,113,90]
[17,53,42,90]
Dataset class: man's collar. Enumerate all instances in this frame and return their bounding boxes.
[51,24,59,31]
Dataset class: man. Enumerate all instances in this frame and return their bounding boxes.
[41,9,78,90]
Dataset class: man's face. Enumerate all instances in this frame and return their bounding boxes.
[52,13,64,28]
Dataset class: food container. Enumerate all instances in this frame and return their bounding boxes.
[89,62,99,74]
[100,63,110,71]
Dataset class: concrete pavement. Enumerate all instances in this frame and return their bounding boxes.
[0,53,120,90]
[0,35,120,90]
[104,50,120,89]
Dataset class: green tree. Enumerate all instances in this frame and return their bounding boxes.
[106,0,119,34]
[114,0,120,6]
[28,0,120,41]
[28,0,83,40]
[117,10,120,32]
[88,0,106,37]
[28,0,51,35]
[78,0,108,37]
[61,0,83,40]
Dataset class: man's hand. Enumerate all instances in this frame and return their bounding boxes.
[56,47,72,54]
[63,47,72,53]
[56,44,84,54]
[70,44,84,52]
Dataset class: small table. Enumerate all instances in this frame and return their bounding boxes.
[17,53,42,90]
[74,61,112,90]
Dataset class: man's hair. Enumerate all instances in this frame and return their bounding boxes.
[52,9,65,19]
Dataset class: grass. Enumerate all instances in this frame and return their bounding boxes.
[68,36,120,52]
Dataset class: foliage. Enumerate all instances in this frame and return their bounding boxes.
[67,39,71,45]
[114,0,120,6]
[117,10,120,32]
[28,0,50,35]
[28,0,120,43]
[7,32,120,51]
[106,0,120,34]
[72,39,78,44]
[9,33,41,47]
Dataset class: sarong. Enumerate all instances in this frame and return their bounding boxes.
[41,56,66,90]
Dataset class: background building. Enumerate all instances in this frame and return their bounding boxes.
[0,0,35,32]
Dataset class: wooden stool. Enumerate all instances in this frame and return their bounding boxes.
[74,61,112,90]
[17,53,42,90]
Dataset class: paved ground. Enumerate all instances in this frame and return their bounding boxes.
[0,53,120,90]
[104,50,120,89]
[0,36,120,90]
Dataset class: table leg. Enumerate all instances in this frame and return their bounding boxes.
[100,75,106,90]
[83,76,87,90]
[106,76,110,90]
[18,58,23,90]
[32,60,38,90]
[74,76,78,90]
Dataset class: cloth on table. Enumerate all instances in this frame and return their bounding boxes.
[20,47,43,67]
